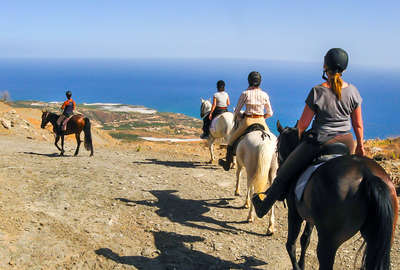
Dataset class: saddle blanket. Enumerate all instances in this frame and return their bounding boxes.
[295,154,344,201]
[62,116,73,131]
[295,163,324,201]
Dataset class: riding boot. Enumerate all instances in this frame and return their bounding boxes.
[252,140,320,218]
[218,145,234,171]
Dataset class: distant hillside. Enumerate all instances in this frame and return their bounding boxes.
[10,101,203,142]
[0,101,116,147]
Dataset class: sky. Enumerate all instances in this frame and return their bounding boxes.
[1,1,400,68]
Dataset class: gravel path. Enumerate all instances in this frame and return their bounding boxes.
[0,135,399,269]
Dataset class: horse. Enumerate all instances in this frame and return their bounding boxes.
[234,129,278,235]
[275,121,398,270]
[200,99,234,164]
[41,111,94,156]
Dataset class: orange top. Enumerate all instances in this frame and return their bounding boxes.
[61,99,76,114]
[61,99,76,109]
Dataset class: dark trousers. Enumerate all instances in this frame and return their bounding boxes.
[253,139,321,217]
[202,108,227,136]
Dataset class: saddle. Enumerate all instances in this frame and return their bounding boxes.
[56,115,74,134]
[232,124,270,155]
[62,116,73,131]
[294,143,350,201]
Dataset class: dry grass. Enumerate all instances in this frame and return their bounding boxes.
[365,137,400,160]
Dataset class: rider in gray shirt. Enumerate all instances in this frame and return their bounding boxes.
[306,83,362,144]
[253,48,365,218]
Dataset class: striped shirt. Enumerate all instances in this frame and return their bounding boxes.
[234,87,273,117]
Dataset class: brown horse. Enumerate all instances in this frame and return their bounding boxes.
[41,111,94,156]
[275,121,398,270]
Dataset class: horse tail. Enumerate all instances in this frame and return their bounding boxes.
[252,142,273,194]
[83,117,93,153]
[360,173,394,270]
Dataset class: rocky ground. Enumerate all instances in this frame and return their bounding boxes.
[0,101,399,269]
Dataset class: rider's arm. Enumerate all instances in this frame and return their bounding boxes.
[351,105,365,156]
[209,97,217,120]
[298,104,314,138]
[61,101,67,110]
[263,95,273,119]
[226,96,230,107]
[73,100,76,111]
[234,93,246,117]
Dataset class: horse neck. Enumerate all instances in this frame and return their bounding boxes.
[202,102,211,115]
[47,113,59,127]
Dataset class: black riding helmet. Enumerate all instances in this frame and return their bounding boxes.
[66,90,72,98]
[324,48,348,74]
[248,71,262,87]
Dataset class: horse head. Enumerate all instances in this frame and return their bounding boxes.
[40,110,51,129]
[200,98,212,118]
[276,120,300,165]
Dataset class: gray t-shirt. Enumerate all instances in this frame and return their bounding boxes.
[305,84,362,143]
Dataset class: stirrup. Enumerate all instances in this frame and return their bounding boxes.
[252,193,268,218]
[218,159,231,171]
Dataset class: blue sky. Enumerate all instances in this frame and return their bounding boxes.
[1,1,399,68]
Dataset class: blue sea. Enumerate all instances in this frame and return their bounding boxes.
[0,58,399,139]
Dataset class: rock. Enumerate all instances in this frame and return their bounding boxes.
[1,119,11,129]
[141,247,156,257]
[370,147,383,154]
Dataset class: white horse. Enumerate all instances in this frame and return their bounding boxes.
[235,129,278,235]
[200,99,234,163]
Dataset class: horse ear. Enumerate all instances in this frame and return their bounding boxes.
[294,120,299,128]
[201,98,204,102]
[277,120,284,133]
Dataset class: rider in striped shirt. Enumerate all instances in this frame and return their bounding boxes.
[219,71,273,171]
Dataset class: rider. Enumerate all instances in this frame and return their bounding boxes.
[200,80,230,139]
[252,48,365,218]
[218,71,273,170]
[56,90,76,134]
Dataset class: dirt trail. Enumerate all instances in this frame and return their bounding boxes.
[0,135,399,270]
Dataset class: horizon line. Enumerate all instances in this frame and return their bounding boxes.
[0,56,399,71]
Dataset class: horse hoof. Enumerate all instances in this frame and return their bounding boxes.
[266,231,274,236]
[234,191,240,196]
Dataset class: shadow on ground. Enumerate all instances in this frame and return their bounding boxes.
[132,158,219,170]
[22,151,66,157]
[95,231,267,269]
[115,190,266,237]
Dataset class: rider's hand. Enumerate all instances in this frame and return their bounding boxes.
[208,113,212,120]
[355,144,365,156]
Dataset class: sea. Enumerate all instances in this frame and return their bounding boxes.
[0,58,399,139]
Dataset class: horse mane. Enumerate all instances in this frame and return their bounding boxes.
[276,125,299,165]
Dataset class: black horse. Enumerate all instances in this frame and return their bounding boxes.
[41,111,94,156]
[276,121,398,270]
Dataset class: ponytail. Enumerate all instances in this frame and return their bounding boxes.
[328,72,343,100]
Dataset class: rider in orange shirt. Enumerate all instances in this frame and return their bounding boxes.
[56,90,76,134]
